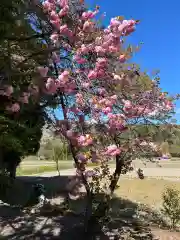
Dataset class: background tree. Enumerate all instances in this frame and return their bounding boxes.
[0,0,86,177]
[0,0,49,177]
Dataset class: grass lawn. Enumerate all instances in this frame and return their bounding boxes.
[17,161,106,176]
[16,164,71,176]
[115,178,180,207]
[18,156,180,177]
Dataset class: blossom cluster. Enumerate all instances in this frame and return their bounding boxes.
[1,0,175,172]
[36,0,174,164]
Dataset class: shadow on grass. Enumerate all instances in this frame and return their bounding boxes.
[0,175,72,206]
[0,175,168,239]
[0,197,163,239]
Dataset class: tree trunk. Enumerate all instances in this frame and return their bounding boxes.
[9,166,16,179]
[85,155,124,237]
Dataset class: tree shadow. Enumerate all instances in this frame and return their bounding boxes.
[0,192,167,239]
[0,174,170,239]
[0,175,72,206]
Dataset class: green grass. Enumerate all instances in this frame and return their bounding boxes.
[17,160,115,176]
[17,162,103,176]
[16,164,71,176]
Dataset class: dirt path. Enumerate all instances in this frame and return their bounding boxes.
[151,227,180,240]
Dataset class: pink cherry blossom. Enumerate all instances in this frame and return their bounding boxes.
[6,103,20,113]
[83,20,94,32]
[110,95,118,101]
[0,85,14,96]
[110,18,120,27]
[105,99,113,107]
[102,107,112,114]
[37,66,49,77]
[81,10,98,20]
[50,20,61,29]
[78,134,93,147]
[124,26,135,36]
[6,85,14,96]
[107,113,114,119]
[80,44,90,54]
[59,24,69,35]
[104,28,111,34]
[88,70,97,80]
[97,68,105,78]
[66,130,74,138]
[57,0,68,8]
[119,54,126,63]
[59,5,69,17]
[73,55,87,64]
[45,77,54,90]
[97,88,106,95]
[58,70,69,81]
[50,33,59,43]
[95,46,106,54]
[23,0,177,201]
[42,1,55,11]
[96,58,107,69]
[109,46,119,53]
[123,100,132,109]
[50,11,59,21]
[82,82,91,88]
[105,145,121,156]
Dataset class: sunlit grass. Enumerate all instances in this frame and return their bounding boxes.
[115,178,180,207]
[16,165,69,176]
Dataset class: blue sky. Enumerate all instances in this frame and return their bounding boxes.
[86,0,180,122]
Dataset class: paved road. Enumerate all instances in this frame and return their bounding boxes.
[21,159,180,166]
[20,159,180,169]
[27,166,180,180]
[20,159,180,181]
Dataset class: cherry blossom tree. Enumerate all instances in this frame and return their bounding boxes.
[35,0,176,232]
[1,0,176,234]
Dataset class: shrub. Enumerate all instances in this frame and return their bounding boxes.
[169,144,180,158]
[160,142,170,156]
[161,187,180,228]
